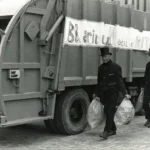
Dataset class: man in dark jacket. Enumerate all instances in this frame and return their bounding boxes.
[143,61,150,127]
[93,47,130,140]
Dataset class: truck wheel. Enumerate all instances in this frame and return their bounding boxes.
[55,89,90,135]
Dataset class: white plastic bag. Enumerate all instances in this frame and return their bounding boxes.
[114,98,135,125]
[135,89,144,113]
[87,99,104,129]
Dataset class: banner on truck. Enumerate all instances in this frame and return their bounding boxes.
[63,17,150,51]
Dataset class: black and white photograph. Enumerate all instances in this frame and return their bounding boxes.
[0,0,150,149]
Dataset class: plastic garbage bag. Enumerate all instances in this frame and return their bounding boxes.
[87,99,104,129]
[114,98,135,125]
[135,89,144,113]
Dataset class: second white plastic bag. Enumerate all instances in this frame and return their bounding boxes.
[114,98,135,125]
[135,89,144,113]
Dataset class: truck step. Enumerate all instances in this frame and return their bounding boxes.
[0,116,52,127]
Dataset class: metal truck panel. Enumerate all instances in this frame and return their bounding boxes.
[61,0,102,88]
[131,9,146,31]
[5,99,41,121]
[66,0,82,19]
[101,2,117,24]
[130,9,148,78]
[0,0,58,125]
[116,6,131,78]
[62,0,150,85]
[146,13,150,31]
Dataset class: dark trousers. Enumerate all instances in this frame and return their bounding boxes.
[100,90,119,132]
[143,86,150,119]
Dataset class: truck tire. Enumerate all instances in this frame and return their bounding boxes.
[55,89,90,135]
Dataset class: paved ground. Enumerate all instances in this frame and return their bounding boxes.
[0,116,150,150]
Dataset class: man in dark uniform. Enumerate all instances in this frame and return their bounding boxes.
[93,47,130,140]
[143,61,150,127]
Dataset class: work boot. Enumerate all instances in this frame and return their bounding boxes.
[144,119,150,126]
[108,130,116,136]
[99,131,108,140]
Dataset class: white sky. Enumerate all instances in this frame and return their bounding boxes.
[0,0,30,16]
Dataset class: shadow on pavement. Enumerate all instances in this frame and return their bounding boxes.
[0,121,64,147]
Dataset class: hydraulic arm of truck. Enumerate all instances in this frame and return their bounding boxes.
[38,0,65,46]
[45,15,64,42]
[39,14,64,46]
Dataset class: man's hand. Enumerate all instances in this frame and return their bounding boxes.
[93,94,97,99]
[92,94,100,101]
[125,94,131,100]
[95,97,100,101]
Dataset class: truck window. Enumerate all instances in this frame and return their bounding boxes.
[0,18,10,30]
[0,17,11,43]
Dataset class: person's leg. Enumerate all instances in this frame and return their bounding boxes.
[107,121,117,136]
[105,91,118,130]
[143,87,150,126]
[100,92,118,139]
[104,104,117,132]
[111,121,117,131]
[143,101,150,126]
[100,105,117,139]
[104,104,109,132]
[143,102,150,120]
[99,104,109,139]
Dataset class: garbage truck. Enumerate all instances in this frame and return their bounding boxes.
[0,0,149,135]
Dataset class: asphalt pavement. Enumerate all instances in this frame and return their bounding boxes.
[0,116,149,150]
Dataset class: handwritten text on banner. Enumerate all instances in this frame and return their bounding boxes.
[63,17,150,51]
